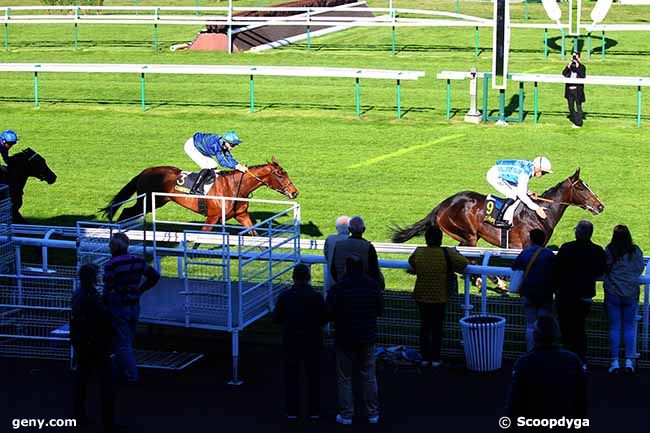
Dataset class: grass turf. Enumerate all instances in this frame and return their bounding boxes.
[1,1,649,263]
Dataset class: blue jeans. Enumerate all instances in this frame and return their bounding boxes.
[523,299,552,352]
[605,293,639,360]
[106,295,140,383]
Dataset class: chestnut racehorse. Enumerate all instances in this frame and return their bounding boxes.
[101,157,298,230]
[391,169,604,248]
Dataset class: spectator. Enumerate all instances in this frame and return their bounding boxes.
[71,264,117,432]
[408,225,468,367]
[323,215,349,290]
[327,255,384,425]
[508,315,587,430]
[103,233,160,384]
[562,50,587,128]
[272,264,327,420]
[555,220,607,368]
[603,225,645,374]
[331,215,384,290]
[511,229,556,351]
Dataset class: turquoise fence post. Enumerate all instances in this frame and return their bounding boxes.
[307,26,311,52]
[573,37,578,54]
[534,81,539,124]
[74,7,79,50]
[396,79,401,119]
[34,71,39,108]
[587,32,591,59]
[518,81,524,121]
[250,75,255,113]
[446,79,451,120]
[355,78,360,117]
[544,28,548,59]
[4,8,8,51]
[560,29,566,60]
[141,73,146,112]
[524,0,528,21]
[475,26,479,59]
[456,0,460,15]
[638,86,642,128]
[195,0,199,16]
[136,0,140,15]
[153,9,159,52]
[601,31,605,59]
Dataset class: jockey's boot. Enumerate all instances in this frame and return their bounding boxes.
[496,198,516,229]
[190,169,213,195]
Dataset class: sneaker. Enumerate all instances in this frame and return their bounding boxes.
[368,415,380,424]
[308,414,320,420]
[430,361,443,368]
[608,359,620,374]
[624,359,635,374]
[571,124,582,129]
[336,414,352,425]
[287,415,298,421]
[420,361,431,368]
[581,363,588,374]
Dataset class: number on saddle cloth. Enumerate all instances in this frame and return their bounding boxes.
[484,194,512,228]
[174,170,217,195]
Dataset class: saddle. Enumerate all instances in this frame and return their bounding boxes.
[484,194,518,229]
[174,170,217,195]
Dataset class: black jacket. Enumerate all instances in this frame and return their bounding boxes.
[555,239,607,302]
[327,274,384,351]
[272,283,327,348]
[562,63,587,103]
[70,290,113,357]
[508,346,587,428]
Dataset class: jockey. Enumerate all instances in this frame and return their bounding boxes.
[183,131,248,195]
[486,156,553,226]
[1,130,18,166]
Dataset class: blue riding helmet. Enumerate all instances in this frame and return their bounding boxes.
[221,130,242,147]
[0,130,18,144]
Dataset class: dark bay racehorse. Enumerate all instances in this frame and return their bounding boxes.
[101,157,298,231]
[0,148,57,224]
[392,169,604,248]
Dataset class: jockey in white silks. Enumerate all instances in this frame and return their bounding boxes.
[485,156,553,226]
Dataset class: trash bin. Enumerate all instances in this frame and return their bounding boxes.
[459,314,506,372]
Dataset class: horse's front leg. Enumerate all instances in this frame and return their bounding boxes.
[235,212,258,237]
[202,215,219,232]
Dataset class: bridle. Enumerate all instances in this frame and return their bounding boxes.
[245,167,293,197]
[535,178,592,210]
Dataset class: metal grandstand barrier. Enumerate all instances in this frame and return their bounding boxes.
[76,194,146,289]
[0,185,14,275]
[0,274,75,361]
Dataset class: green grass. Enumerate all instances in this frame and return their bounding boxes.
[1,1,649,263]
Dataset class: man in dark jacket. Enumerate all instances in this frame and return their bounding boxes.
[555,220,607,367]
[71,264,117,432]
[272,264,327,420]
[562,50,587,128]
[512,229,556,351]
[508,315,587,432]
[327,255,384,425]
[331,215,385,290]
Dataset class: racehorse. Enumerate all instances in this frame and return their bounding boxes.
[0,148,57,224]
[391,169,604,248]
[101,157,298,231]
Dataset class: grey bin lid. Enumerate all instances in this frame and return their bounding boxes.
[460,315,505,326]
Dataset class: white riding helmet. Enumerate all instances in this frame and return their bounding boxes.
[533,156,553,173]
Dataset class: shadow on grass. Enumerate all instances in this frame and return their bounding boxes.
[19,213,99,227]
[0,96,435,118]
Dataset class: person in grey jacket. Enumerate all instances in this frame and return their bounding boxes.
[324,215,349,291]
[603,225,645,374]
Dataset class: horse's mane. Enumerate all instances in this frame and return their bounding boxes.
[9,148,34,159]
[220,161,279,175]
[540,176,573,198]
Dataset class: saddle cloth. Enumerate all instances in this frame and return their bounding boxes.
[484,194,512,227]
[174,170,216,195]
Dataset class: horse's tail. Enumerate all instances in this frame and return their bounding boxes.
[390,204,441,243]
[99,174,141,220]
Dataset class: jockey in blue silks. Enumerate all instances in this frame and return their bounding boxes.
[183,131,248,195]
[1,130,18,166]
[486,156,553,226]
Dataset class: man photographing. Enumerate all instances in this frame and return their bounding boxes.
[562,50,586,128]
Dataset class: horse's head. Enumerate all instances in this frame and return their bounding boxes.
[256,156,298,199]
[565,168,604,215]
[11,148,57,184]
